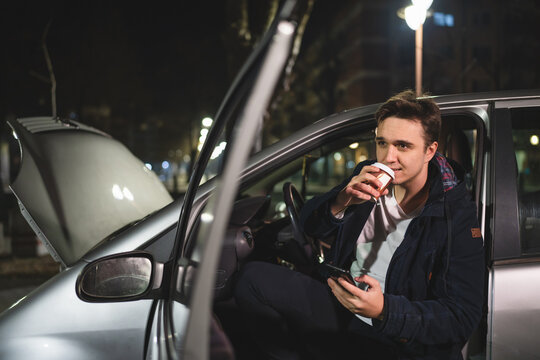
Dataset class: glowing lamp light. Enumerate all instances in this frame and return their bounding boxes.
[349,142,359,149]
[201,117,213,128]
[162,161,170,170]
[404,4,427,30]
[530,135,539,146]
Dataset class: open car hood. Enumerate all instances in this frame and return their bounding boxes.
[8,117,173,267]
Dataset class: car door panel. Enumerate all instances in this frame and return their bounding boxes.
[489,103,540,359]
[490,261,540,360]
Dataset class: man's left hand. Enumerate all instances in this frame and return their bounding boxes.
[327,274,384,319]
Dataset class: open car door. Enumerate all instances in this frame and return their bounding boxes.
[149,1,300,359]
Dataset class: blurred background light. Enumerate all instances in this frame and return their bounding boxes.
[201,117,213,128]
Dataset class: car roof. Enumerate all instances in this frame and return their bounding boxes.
[432,89,540,106]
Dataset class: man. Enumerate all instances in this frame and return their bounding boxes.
[234,90,485,359]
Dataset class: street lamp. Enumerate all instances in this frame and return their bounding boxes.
[398,0,433,96]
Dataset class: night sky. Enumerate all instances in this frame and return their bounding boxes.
[2,0,540,163]
[1,1,232,161]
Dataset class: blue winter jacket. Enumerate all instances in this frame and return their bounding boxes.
[300,155,485,359]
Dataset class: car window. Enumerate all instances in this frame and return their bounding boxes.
[305,136,375,198]
[239,127,376,222]
[512,107,540,255]
[239,113,483,225]
[439,114,480,195]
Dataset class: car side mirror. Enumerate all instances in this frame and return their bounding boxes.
[77,251,163,302]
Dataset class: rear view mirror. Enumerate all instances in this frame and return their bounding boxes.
[77,252,161,302]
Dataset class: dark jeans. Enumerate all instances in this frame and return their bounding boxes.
[233,261,398,360]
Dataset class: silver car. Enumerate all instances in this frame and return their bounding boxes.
[1,1,539,359]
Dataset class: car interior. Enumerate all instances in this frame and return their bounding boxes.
[187,112,488,359]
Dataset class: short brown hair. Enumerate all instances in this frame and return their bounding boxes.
[375,89,441,146]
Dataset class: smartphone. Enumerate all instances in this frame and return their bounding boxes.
[321,263,370,291]
[322,263,355,285]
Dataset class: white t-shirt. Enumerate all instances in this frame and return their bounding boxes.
[349,187,423,325]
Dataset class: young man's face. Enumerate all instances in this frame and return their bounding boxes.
[375,116,437,188]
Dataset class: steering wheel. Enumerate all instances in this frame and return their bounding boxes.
[282,182,323,263]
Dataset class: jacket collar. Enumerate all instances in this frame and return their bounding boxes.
[423,153,463,217]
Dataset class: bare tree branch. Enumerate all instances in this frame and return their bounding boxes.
[238,0,252,44]
[266,0,314,123]
[42,19,57,119]
[264,0,280,32]
[283,0,314,91]
[28,70,51,84]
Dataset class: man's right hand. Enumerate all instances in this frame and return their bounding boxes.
[330,164,389,216]
[327,275,385,319]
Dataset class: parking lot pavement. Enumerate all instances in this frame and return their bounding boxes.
[0,256,59,313]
